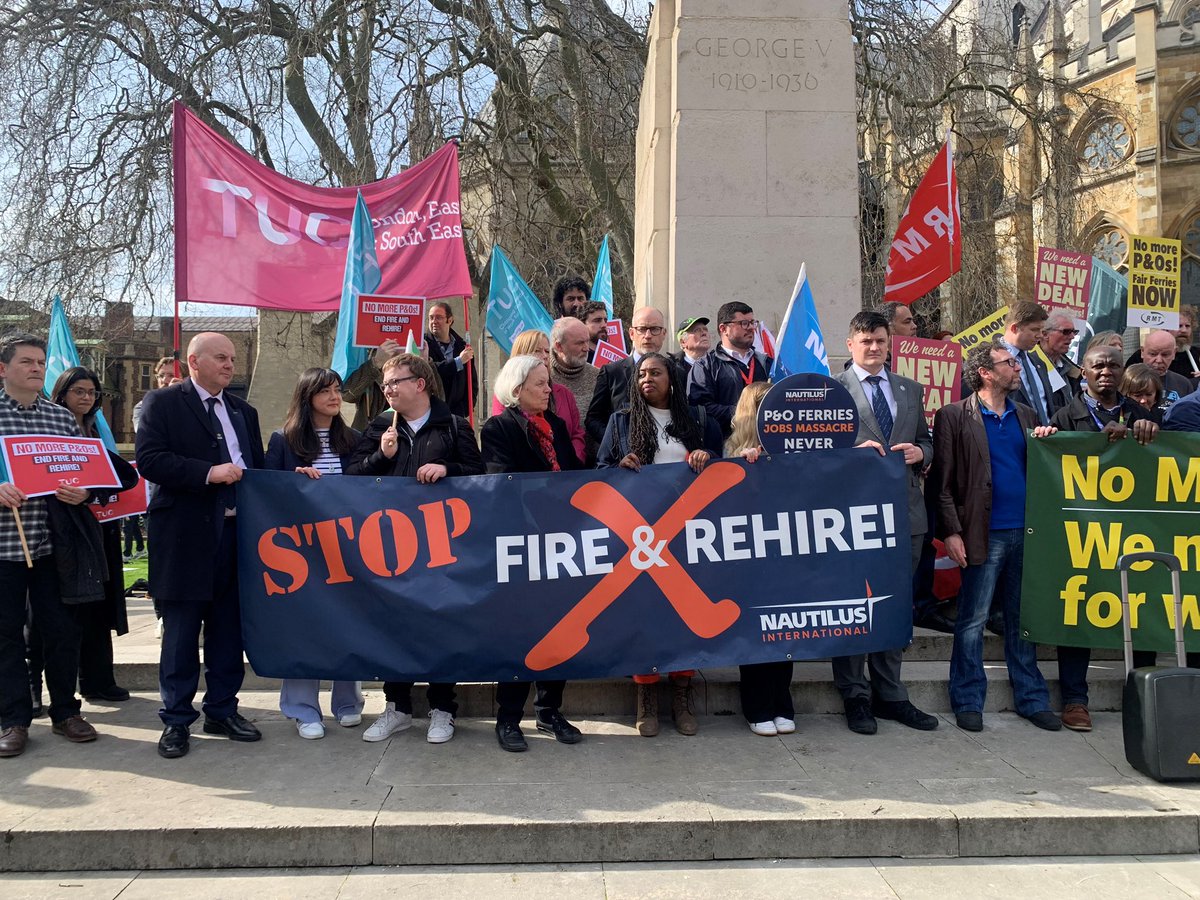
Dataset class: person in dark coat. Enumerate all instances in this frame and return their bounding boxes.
[264,367,365,740]
[346,353,484,746]
[424,301,478,420]
[481,354,582,753]
[597,352,722,738]
[686,301,772,436]
[136,332,265,759]
[43,367,138,704]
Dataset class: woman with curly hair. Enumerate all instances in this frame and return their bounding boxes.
[597,352,724,737]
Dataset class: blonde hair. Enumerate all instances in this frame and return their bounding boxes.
[510,329,550,357]
[725,382,771,455]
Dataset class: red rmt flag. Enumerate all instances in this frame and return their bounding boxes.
[882,138,962,305]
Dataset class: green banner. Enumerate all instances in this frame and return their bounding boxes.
[1022,432,1200,652]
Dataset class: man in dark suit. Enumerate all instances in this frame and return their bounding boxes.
[930,337,1060,734]
[585,307,678,444]
[831,311,938,736]
[424,301,478,420]
[136,332,265,759]
[999,301,1057,425]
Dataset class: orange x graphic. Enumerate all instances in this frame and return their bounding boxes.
[524,461,745,672]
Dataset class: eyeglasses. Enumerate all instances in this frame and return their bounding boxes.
[382,375,420,390]
[68,387,98,398]
[992,358,1020,370]
[1048,328,1079,336]
[723,319,759,330]
[630,325,666,336]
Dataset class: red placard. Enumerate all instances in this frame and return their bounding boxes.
[593,339,629,367]
[605,319,626,353]
[891,337,962,429]
[0,434,122,498]
[353,294,425,349]
[1034,247,1092,320]
[91,464,148,523]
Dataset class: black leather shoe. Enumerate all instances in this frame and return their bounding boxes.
[496,721,528,752]
[873,699,939,731]
[83,685,131,702]
[1024,710,1063,732]
[915,610,956,634]
[986,610,1004,636]
[844,698,877,735]
[955,711,983,732]
[535,709,583,744]
[158,725,190,758]
[202,713,262,742]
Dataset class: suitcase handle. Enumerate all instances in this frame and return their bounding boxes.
[1118,551,1182,574]
[1117,552,1187,673]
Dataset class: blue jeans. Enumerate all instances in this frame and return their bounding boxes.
[950,529,1050,716]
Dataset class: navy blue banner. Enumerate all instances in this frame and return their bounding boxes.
[237,451,914,682]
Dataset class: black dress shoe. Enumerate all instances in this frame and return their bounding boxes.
[955,711,983,732]
[1023,710,1063,732]
[83,685,131,702]
[535,710,582,744]
[158,725,190,758]
[844,697,877,735]
[202,713,262,742]
[496,721,528,752]
[873,699,939,731]
[915,610,956,634]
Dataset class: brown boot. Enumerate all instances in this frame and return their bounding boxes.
[0,725,29,758]
[671,675,698,736]
[636,683,659,736]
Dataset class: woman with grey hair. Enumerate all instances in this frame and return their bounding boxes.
[481,355,582,752]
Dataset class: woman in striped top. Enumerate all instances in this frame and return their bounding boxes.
[264,368,364,740]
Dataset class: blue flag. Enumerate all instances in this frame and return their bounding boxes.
[329,191,381,378]
[486,245,554,354]
[770,264,830,379]
[45,295,117,450]
[593,234,614,320]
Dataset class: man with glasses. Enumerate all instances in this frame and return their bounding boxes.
[585,307,680,444]
[1039,311,1082,404]
[424,301,477,420]
[687,301,772,436]
[346,353,484,745]
[929,337,1061,734]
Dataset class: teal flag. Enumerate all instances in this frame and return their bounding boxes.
[593,234,613,320]
[1087,258,1127,336]
[329,192,381,378]
[45,296,117,450]
[485,245,553,354]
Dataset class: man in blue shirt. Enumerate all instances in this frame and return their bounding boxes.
[930,337,1061,733]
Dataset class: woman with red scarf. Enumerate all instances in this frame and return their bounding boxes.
[482,354,582,752]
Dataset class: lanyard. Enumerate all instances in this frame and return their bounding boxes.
[740,356,756,386]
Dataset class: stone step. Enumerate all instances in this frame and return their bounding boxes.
[105,660,1129,716]
[2,695,1198,873]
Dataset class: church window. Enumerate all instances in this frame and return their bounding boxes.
[1092,227,1129,270]
[1171,100,1200,152]
[1080,118,1133,171]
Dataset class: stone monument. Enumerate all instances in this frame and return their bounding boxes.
[635,0,861,357]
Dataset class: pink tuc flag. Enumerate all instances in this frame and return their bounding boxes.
[173,102,473,311]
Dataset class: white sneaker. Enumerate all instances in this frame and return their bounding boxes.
[362,703,412,742]
[297,721,325,740]
[773,717,796,734]
[338,713,362,728]
[154,617,163,640]
[427,709,455,744]
[749,720,778,736]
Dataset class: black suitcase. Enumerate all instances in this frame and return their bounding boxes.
[1118,551,1200,782]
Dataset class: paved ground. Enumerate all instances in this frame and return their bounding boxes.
[6,856,1200,899]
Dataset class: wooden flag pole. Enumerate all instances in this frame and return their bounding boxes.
[12,508,32,569]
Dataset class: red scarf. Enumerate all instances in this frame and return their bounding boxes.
[524,411,561,472]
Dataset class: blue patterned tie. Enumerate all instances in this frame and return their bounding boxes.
[866,375,893,443]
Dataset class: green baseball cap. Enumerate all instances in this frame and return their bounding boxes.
[676,316,710,339]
